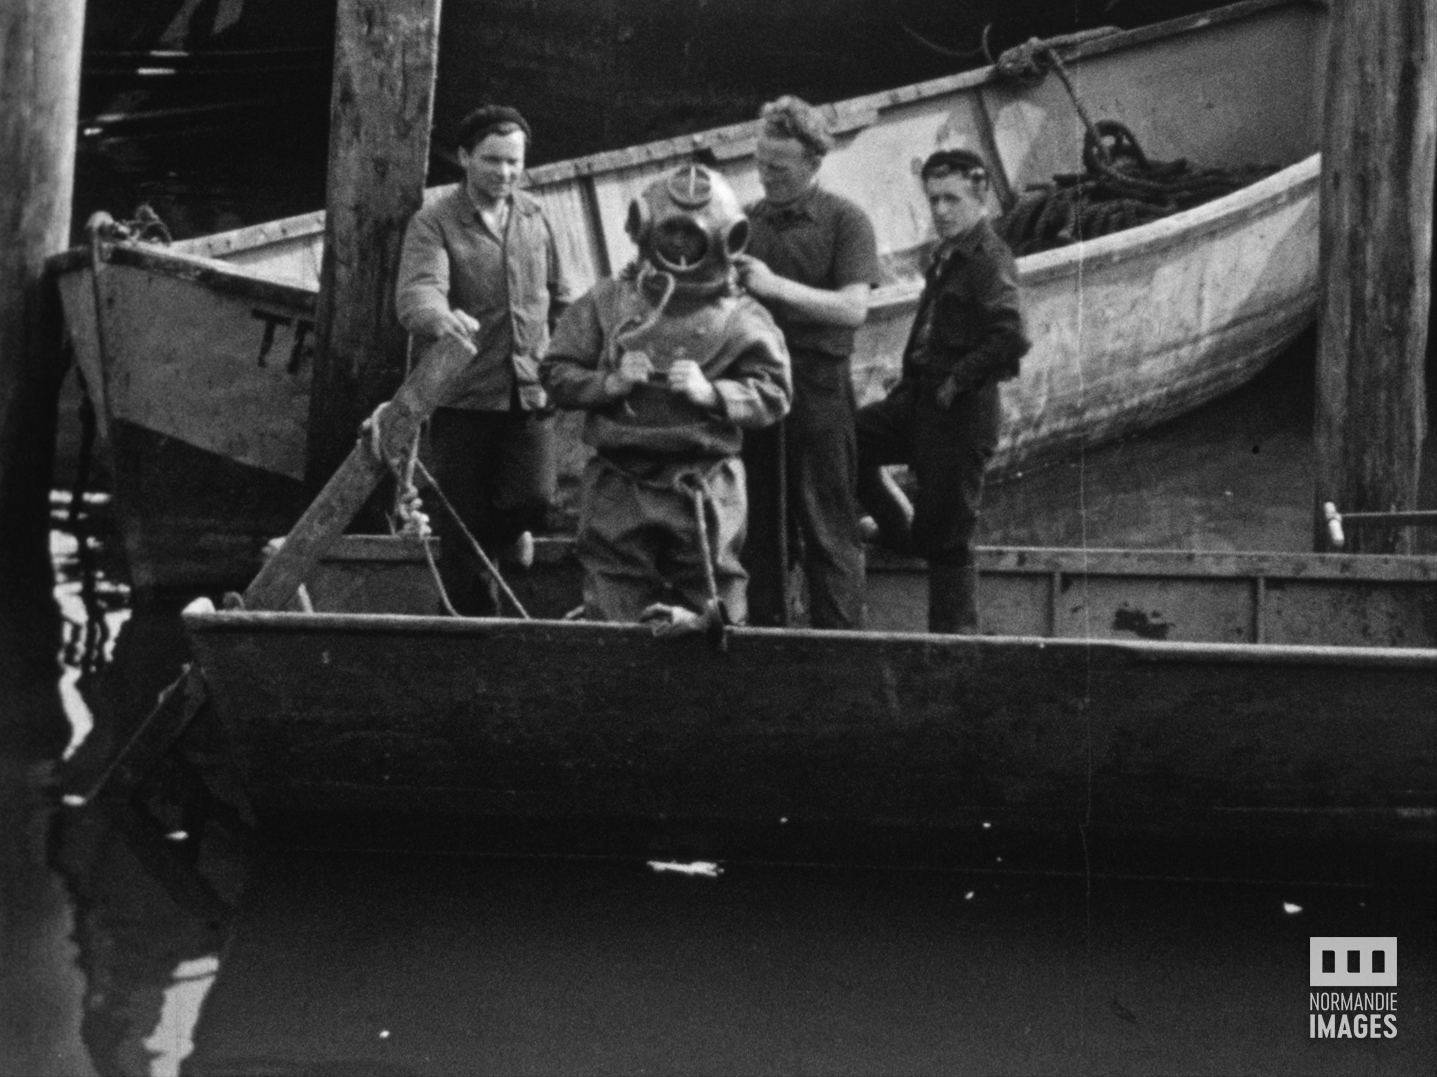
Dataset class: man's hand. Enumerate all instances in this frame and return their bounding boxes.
[363,400,422,467]
[734,254,782,302]
[434,308,480,348]
[668,359,719,409]
[604,349,655,396]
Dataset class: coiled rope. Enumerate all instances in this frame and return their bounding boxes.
[993,36,1278,255]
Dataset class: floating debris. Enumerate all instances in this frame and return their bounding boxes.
[647,860,723,878]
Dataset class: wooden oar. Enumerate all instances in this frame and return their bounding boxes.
[241,333,475,611]
[73,333,476,803]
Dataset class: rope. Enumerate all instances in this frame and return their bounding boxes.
[887,3,992,62]
[612,266,677,356]
[394,447,464,619]
[992,36,1278,256]
[680,473,730,648]
[359,401,529,619]
[993,28,1120,89]
[680,476,722,613]
[412,458,531,620]
[588,453,731,639]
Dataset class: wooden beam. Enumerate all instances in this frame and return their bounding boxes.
[246,335,474,612]
[305,0,444,493]
[1314,0,1437,553]
[0,0,84,706]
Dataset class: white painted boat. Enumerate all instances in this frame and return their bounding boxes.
[52,0,1328,591]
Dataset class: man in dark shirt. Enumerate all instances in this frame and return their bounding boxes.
[396,105,577,615]
[856,148,1030,633]
[737,96,881,629]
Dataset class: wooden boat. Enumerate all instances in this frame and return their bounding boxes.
[180,534,1437,875]
[52,0,1328,591]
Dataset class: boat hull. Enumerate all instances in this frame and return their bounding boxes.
[180,538,1437,870]
[186,609,1437,870]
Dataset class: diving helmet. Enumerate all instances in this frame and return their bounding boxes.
[626,163,749,296]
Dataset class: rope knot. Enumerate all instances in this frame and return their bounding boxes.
[995,38,1057,87]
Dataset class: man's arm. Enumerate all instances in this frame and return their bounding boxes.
[736,260,871,328]
[395,211,479,347]
[544,215,579,330]
[934,243,1029,404]
[706,314,793,430]
[735,199,880,328]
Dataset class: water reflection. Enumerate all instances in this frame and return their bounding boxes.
[51,490,131,757]
[10,489,234,1077]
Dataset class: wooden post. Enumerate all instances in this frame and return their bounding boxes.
[305,0,444,494]
[0,0,85,736]
[1314,0,1437,553]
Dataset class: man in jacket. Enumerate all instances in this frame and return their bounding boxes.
[396,105,578,615]
[856,148,1030,633]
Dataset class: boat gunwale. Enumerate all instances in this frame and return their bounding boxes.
[50,0,1316,271]
[484,537,1437,583]
[868,154,1320,309]
[183,609,1437,669]
[51,241,319,311]
[864,544,1437,581]
[54,150,1322,324]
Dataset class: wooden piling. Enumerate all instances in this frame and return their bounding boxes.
[1314,0,1437,553]
[0,0,85,734]
[305,0,444,494]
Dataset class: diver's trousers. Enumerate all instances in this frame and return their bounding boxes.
[577,453,749,623]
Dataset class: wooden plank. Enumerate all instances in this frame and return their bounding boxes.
[529,176,606,295]
[243,335,475,611]
[1314,0,1436,553]
[305,0,443,492]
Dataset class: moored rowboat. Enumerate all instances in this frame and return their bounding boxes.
[181,536,1437,875]
[53,0,1329,591]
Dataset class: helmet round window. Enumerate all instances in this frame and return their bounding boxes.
[652,218,710,271]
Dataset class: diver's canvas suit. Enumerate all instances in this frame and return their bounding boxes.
[542,165,792,622]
